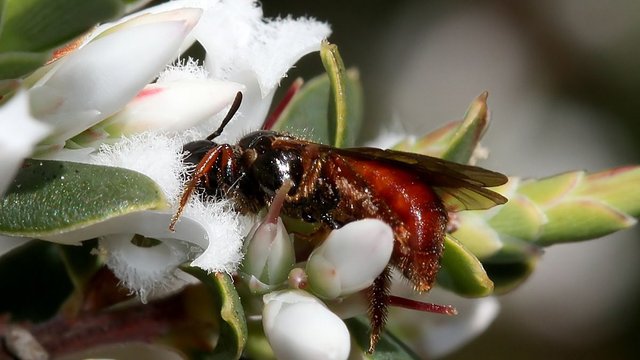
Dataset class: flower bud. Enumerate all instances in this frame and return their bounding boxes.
[111,80,244,134]
[262,290,350,360]
[241,216,295,292]
[30,8,202,145]
[306,219,394,299]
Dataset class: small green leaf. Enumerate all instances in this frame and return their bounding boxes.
[574,166,640,216]
[518,171,581,206]
[452,213,503,259]
[482,256,539,294]
[392,92,489,161]
[537,200,636,246]
[272,69,363,147]
[439,92,489,163]
[0,159,166,238]
[345,317,421,360]
[320,41,348,147]
[437,235,494,297]
[182,267,247,360]
[487,194,546,241]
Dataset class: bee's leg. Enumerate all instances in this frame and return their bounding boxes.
[170,144,235,231]
[366,266,392,353]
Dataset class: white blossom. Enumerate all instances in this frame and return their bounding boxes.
[263,290,351,360]
[306,219,394,299]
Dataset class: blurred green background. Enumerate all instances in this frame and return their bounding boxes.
[258,0,640,359]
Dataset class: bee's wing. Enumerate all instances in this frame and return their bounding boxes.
[332,147,508,211]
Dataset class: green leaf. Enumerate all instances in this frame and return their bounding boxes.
[537,199,635,245]
[439,92,489,163]
[487,194,546,241]
[392,92,489,161]
[321,41,347,147]
[272,44,363,147]
[437,235,494,297]
[573,166,640,216]
[452,213,503,259]
[518,171,581,206]
[0,159,166,238]
[182,267,247,360]
[514,167,640,246]
[0,0,122,52]
[0,50,50,79]
[345,317,421,360]
[482,256,539,294]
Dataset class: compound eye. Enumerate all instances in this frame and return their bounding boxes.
[238,131,276,153]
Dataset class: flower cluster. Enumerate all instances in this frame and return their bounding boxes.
[0,0,422,358]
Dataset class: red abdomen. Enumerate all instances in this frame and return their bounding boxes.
[346,158,448,292]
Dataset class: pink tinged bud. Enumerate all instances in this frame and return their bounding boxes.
[306,219,394,299]
[262,290,350,360]
[105,79,245,135]
[29,9,202,145]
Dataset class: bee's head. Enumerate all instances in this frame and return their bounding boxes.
[182,140,218,166]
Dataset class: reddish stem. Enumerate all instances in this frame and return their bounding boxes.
[0,286,212,359]
[388,295,458,315]
[262,78,304,130]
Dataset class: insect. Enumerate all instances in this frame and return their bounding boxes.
[170,92,508,352]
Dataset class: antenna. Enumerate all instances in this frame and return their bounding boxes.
[206,91,243,141]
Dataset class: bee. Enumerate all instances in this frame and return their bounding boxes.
[170,92,508,352]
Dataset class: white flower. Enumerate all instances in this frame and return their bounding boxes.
[263,290,351,360]
[306,219,394,299]
[29,8,203,147]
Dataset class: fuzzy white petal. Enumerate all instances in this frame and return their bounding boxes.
[263,290,350,360]
[37,196,246,274]
[100,233,189,300]
[197,0,331,96]
[30,13,201,144]
[190,0,331,138]
[83,132,249,293]
[0,91,51,194]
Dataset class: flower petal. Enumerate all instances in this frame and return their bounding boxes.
[192,0,331,137]
[306,219,394,299]
[30,9,202,145]
[103,79,244,137]
[0,91,50,195]
[263,290,350,360]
